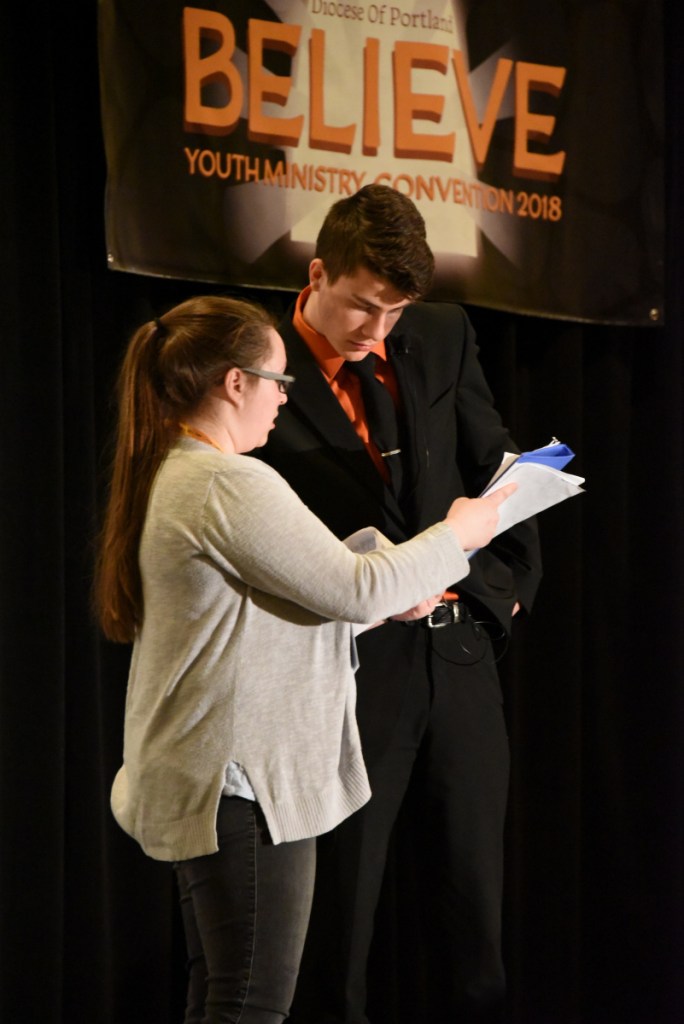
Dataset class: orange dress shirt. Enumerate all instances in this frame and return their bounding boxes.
[293,287,400,483]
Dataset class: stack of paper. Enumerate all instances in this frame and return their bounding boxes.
[481,437,585,539]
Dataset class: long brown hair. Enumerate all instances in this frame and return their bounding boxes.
[94,295,274,643]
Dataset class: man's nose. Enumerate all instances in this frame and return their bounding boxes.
[365,310,390,341]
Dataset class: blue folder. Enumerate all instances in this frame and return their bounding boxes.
[516,440,575,471]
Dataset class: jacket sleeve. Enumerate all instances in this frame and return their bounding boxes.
[448,305,543,614]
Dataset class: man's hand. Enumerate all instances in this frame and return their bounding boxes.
[390,594,442,622]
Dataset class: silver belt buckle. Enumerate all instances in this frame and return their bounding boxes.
[426,601,460,629]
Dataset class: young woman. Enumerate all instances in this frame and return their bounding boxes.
[94,295,513,1024]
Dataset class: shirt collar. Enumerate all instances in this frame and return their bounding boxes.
[293,286,388,383]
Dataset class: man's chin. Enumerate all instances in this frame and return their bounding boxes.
[345,345,374,361]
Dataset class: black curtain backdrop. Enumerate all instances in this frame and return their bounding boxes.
[1,3,682,1023]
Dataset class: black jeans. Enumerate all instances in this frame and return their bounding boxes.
[174,797,316,1024]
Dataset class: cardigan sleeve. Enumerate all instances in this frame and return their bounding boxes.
[199,457,469,624]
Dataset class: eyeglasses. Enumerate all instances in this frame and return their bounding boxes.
[241,367,296,394]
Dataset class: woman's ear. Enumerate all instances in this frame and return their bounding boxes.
[222,366,245,405]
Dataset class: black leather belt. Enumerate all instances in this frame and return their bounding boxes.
[403,599,468,629]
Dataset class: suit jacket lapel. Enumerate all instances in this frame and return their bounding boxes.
[283,325,362,449]
[386,326,431,530]
[280,317,408,531]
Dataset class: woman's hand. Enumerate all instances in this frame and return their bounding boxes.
[445,483,518,551]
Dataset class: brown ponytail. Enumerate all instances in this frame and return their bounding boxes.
[94,296,274,642]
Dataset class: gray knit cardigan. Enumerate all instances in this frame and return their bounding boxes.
[111,438,469,861]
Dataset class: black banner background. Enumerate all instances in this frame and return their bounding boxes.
[99,0,664,325]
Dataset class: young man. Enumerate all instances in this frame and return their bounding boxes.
[258,185,543,1024]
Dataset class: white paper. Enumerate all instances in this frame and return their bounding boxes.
[481,451,585,538]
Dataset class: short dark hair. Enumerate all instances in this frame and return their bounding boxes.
[315,185,434,299]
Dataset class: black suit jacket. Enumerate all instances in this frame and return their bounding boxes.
[260,300,542,633]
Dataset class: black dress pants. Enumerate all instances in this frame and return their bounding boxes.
[289,614,510,1024]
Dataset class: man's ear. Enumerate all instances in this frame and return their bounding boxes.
[309,258,326,290]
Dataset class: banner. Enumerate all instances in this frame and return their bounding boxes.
[98,0,664,324]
